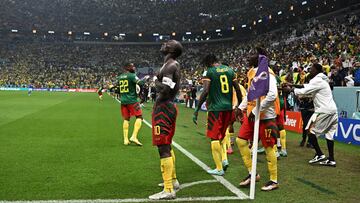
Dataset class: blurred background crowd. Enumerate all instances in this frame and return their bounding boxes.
[1,0,346,34]
[1,13,359,89]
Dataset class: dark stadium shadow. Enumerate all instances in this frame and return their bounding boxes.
[295,177,336,195]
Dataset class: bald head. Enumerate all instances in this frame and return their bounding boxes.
[160,40,183,58]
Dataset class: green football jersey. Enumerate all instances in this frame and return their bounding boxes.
[205,65,235,112]
[117,73,140,104]
[276,76,285,109]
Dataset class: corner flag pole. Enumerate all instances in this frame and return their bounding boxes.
[250,98,260,199]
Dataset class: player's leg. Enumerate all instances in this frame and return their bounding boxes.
[308,133,325,163]
[150,103,177,200]
[206,111,224,176]
[277,111,287,157]
[149,144,176,200]
[279,129,287,156]
[260,119,279,191]
[301,110,313,147]
[221,137,229,169]
[209,139,223,175]
[319,139,335,166]
[130,116,143,146]
[319,115,337,167]
[220,111,233,170]
[157,144,179,188]
[123,119,130,145]
[225,122,235,154]
[305,114,327,163]
[237,116,260,186]
[157,148,179,189]
[129,103,143,146]
[170,149,179,187]
[121,104,130,145]
[158,145,174,194]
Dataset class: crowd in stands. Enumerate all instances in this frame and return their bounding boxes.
[0,14,359,89]
[181,13,360,88]
[0,0,309,34]
[0,0,357,34]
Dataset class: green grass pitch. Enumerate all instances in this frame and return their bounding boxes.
[0,91,359,203]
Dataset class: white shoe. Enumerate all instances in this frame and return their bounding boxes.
[129,137,143,146]
[309,154,326,164]
[157,179,180,190]
[207,168,224,176]
[149,190,176,200]
[275,151,280,158]
[279,150,287,157]
[319,158,336,167]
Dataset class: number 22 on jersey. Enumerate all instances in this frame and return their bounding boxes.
[119,80,129,93]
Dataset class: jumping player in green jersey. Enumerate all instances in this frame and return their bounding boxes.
[193,54,242,176]
[118,63,149,146]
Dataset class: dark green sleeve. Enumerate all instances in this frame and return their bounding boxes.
[205,69,212,80]
[129,74,140,85]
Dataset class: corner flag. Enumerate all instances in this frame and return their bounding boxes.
[247,54,270,200]
[247,55,269,101]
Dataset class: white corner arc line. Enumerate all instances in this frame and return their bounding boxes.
[142,117,249,200]
[179,180,217,190]
[114,98,249,199]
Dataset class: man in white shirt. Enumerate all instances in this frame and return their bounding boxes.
[284,63,338,167]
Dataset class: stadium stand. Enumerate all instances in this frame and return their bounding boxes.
[0,13,358,89]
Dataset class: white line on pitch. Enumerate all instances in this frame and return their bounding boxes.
[0,180,229,203]
[179,179,217,190]
[1,99,247,203]
[0,196,242,203]
[114,97,249,199]
[141,115,249,199]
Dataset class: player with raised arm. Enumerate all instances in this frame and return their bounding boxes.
[149,40,183,200]
[193,54,242,176]
[118,63,149,146]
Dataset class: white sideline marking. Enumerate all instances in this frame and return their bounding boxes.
[0,196,241,203]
